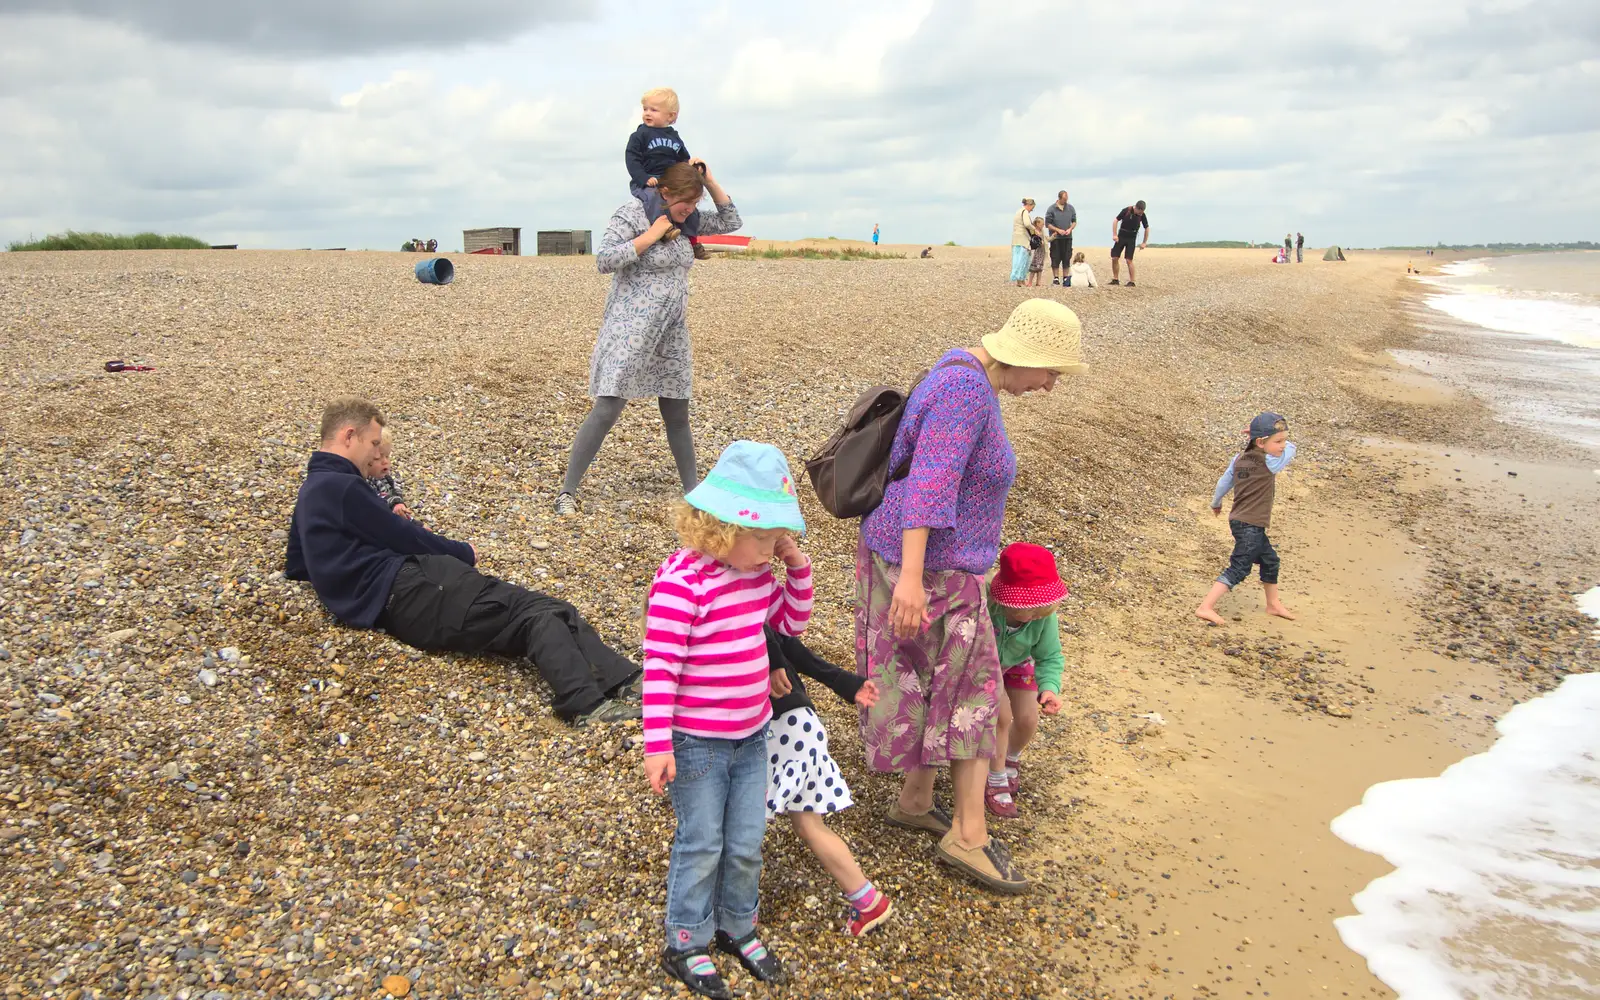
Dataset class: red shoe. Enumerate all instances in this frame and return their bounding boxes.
[1007,763,1021,796]
[984,783,1018,819]
[846,893,894,937]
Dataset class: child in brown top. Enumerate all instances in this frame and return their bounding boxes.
[1195,412,1297,625]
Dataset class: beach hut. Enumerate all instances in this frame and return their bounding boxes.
[537,230,593,255]
[464,227,522,256]
[1323,246,1346,261]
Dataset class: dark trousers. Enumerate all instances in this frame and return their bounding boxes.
[631,185,702,239]
[1219,520,1280,587]
[1050,236,1072,269]
[380,555,639,720]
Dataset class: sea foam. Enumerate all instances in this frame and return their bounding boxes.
[1331,665,1600,999]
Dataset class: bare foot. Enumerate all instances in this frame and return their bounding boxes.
[1265,604,1297,620]
[1195,606,1227,626]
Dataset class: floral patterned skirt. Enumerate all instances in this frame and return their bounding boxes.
[855,537,1002,771]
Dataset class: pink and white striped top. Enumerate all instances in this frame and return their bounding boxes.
[641,548,814,756]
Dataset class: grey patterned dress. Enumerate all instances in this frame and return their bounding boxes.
[589,198,742,399]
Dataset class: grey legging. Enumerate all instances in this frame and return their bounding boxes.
[562,395,697,495]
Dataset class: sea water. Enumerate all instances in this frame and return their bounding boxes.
[1330,613,1600,998]
[1396,252,1600,448]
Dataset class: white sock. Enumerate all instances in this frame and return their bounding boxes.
[987,770,1010,789]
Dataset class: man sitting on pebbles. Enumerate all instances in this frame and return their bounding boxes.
[285,396,643,726]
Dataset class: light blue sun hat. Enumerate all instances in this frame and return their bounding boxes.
[685,441,806,534]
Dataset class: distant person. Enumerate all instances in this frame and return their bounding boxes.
[1295,232,1304,263]
[921,247,933,258]
[1068,250,1097,288]
[1010,198,1036,287]
[872,224,880,246]
[1026,218,1047,285]
[1044,190,1077,284]
[1108,201,1149,286]
[626,87,707,259]
[287,397,641,726]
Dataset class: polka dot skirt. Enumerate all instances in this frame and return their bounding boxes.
[765,708,855,819]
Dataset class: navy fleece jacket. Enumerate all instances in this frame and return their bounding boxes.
[285,451,475,627]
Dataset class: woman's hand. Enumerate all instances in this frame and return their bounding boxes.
[632,215,675,256]
[645,752,676,795]
[774,535,807,569]
[855,680,881,709]
[695,159,730,205]
[890,574,931,639]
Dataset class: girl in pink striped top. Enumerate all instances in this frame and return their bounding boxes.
[643,441,810,998]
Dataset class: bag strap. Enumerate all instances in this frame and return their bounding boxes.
[889,354,989,483]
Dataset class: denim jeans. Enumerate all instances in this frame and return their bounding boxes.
[664,730,768,951]
[1219,520,1280,587]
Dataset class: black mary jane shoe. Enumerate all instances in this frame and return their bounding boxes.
[714,930,788,984]
[660,947,732,1000]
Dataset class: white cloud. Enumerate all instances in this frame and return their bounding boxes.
[0,0,1596,250]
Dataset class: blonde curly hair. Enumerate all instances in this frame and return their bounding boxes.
[673,502,748,560]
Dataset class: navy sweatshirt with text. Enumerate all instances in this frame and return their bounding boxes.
[625,124,690,189]
[285,451,475,627]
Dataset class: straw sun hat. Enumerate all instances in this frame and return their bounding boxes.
[980,299,1089,374]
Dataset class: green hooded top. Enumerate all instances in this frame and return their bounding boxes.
[987,599,1066,694]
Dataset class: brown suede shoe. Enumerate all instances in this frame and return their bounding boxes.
[693,243,710,260]
[886,803,952,836]
[936,830,1031,894]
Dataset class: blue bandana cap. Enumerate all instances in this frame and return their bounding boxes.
[685,441,806,534]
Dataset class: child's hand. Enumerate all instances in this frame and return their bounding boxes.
[770,668,793,699]
[645,752,676,795]
[773,535,807,569]
[1211,507,1222,517]
[855,680,881,709]
[1038,690,1063,715]
[645,176,658,187]
[393,503,413,520]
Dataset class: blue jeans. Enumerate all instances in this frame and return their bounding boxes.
[665,730,768,951]
[1219,520,1280,587]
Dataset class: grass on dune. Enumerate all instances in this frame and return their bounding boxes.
[723,247,906,261]
[8,231,211,251]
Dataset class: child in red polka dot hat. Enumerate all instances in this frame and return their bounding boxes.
[984,542,1068,819]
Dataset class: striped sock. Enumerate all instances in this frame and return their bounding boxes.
[986,770,1010,788]
[685,952,715,977]
[846,880,881,912]
[739,936,769,963]
[1005,756,1021,779]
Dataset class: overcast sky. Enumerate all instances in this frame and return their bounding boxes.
[2,0,1597,250]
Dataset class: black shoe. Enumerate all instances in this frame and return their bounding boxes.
[1109,278,1121,285]
[714,930,787,984]
[1124,281,1136,287]
[660,947,731,1000]
[1052,278,1060,285]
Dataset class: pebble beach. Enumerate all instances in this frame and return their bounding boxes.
[2,245,1595,1000]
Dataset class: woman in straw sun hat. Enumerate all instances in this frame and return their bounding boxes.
[855,298,1087,895]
